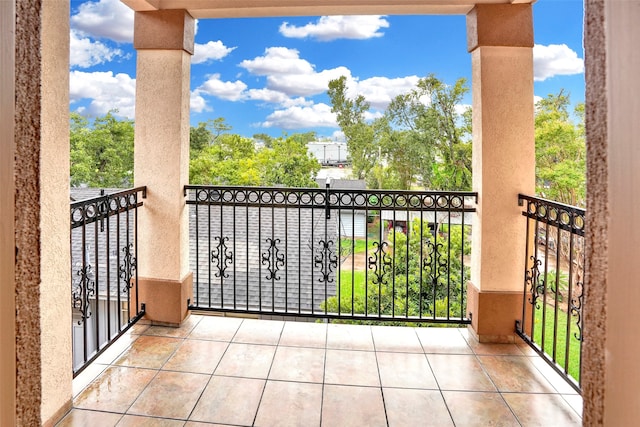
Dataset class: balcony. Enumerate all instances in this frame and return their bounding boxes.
[60,314,582,426]
[64,186,585,426]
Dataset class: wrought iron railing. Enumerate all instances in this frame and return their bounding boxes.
[70,187,146,376]
[516,194,585,393]
[185,185,477,324]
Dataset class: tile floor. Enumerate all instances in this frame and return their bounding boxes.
[58,314,582,427]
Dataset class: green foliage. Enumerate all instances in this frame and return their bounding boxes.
[535,91,586,206]
[189,134,320,187]
[327,74,472,190]
[327,76,378,180]
[70,111,134,187]
[323,218,471,323]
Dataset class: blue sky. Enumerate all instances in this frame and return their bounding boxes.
[69,0,585,139]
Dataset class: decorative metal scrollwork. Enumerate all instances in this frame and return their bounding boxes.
[423,239,448,286]
[211,236,233,278]
[314,239,338,284]
[570,281,584,341]
[262,238,285,280]
[72,264,96,325]
[368,241,392,284]
[119,243,137,293]
[525,256,544,308]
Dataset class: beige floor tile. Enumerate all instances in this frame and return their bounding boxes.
[326,323,374,351]
[416,327,473,354]
[184,423,229,427]
[562,394,583,418]
[127,371,209,419]
[56,409,123,427]
[232,318,285,345]
[188,316,242,341]
[371,325,423,353]
[443,391,520,427]
[254,381,323,427]
[321,385,386,427]
[214,343,276,378]
[428,354,496,391]
[324,349,380,386]
[384,388,454,427]
[376,352,438,389]
[128,322,150,336]
[189,376,265,426]
[116,414,186,426]
[279,321,327,348]
[479,356,556,393]
[269,346,325,383]
[468,340,525,356]
[74,366,157,413]
[527,356,580,394]
[163,339,228,374]
[73,363,108,397]
[143,315,202,338]
[503,393,582,426]
[92,333,139,365]
[114,335,182,369]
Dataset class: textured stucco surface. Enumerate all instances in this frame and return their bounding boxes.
[468,4,535,295]
[583,1,607,424]
[39,0,72,424]
[14,0,43,425]
[1,1,17,425]
[134,11,193,288]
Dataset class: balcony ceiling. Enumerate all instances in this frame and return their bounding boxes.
[122,0,534,18]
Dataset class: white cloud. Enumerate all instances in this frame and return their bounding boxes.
[190,92,210,113]
[261,103,337,129]
[70,70,136,117]
[331,130,346,142]
[240,47,315,75]
[70,29,124,68]
[454,104,472,115]
[192,41,236,64]
[279,15,389,41]
[196,74,247,101]
[267,66,352,97]
[246,88,311,107]
[351,76,420,110]
[71,0,134,43]
[533,44,584,81]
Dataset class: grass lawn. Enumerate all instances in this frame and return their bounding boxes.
[529,302,582,382]
[340,238,377,255]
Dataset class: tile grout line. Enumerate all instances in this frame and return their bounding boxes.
[184,317,244,423]
[119,316,205,421]
[250,318,285,426]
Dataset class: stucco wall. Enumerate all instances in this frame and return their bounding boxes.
[14,0,43,424]
[0,1,17,425]
[583,0,607,424]
[40,0,72,424]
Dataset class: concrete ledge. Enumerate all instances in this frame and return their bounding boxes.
[467,281,524,343]
[133,273,193,326]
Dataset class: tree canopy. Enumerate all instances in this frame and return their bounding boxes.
[70,111,134,187]
[534,91,586,206]
[327,74,472,190]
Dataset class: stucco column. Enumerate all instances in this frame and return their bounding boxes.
[40,0,73,424]
[583,1,640,425]
[133,10,194,325]
[465,4,535,342]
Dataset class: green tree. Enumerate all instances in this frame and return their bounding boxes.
[535,91,586,206]
[256,137,321,187]
[327,76,378,180]
[328,74,472,190]
[386,75,472,190]
[189,133,320,187]
[70,111,134,187]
